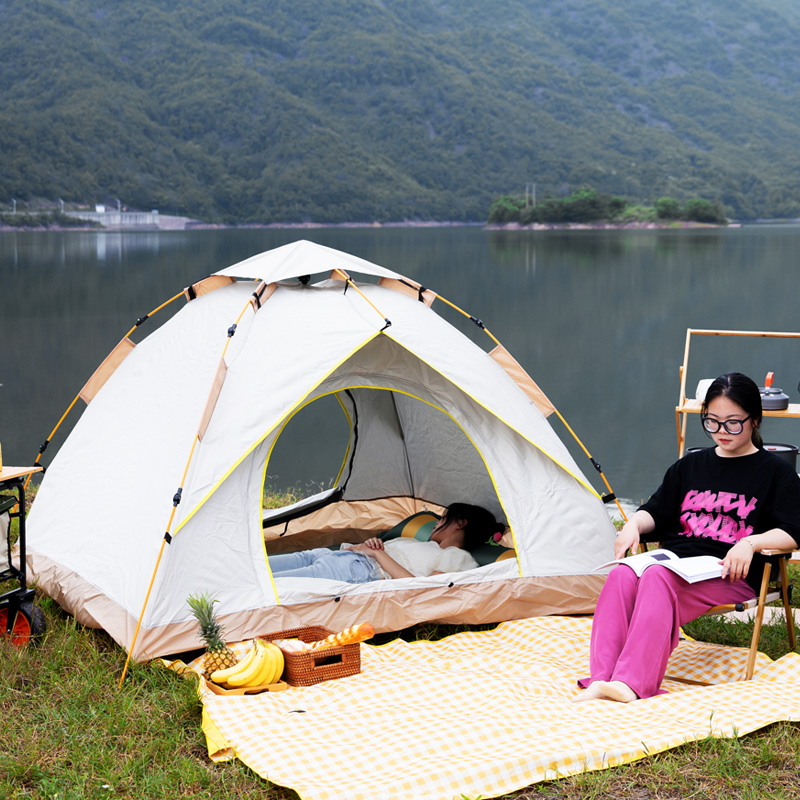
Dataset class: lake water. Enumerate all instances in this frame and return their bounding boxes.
[2,225,800,508]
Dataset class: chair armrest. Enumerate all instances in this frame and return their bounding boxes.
[637,533,660,550]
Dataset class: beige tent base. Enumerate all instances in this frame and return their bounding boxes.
[27,550,118,632]
[255,573,605,642]
[28,548,603,660]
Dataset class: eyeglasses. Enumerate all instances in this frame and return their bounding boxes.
[701,415,751,435]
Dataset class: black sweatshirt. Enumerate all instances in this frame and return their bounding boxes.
[639,447,800,592]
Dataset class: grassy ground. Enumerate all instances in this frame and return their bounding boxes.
[2,584,797,800]
[2,493,798,798]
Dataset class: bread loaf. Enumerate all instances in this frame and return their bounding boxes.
[308,622,375,650]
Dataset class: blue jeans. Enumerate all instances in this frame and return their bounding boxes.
[268,548,383,583]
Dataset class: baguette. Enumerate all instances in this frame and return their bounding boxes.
[308,622,375,650]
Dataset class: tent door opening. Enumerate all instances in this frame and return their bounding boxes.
[263,392,352,503]
[262,386,505,550]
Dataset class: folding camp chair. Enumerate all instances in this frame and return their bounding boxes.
[712,548,796,680]
[638,536,796,681]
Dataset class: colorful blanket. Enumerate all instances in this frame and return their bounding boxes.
[176,616,800,800]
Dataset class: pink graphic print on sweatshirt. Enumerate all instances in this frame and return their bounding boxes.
[679,490,757,544]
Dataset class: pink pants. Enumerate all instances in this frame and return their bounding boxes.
[578,565,755,699]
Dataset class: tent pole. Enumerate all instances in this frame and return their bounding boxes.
[332,269,392,330]
[120,290,262,685]
[118,432,201,687]
[434,290,626,522]
[434,294,502,346]
[550,408,628,522]
[118,536,170,688]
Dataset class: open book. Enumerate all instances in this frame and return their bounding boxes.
[596,548,724,584]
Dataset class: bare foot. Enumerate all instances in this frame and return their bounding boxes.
[595,680,638,703]
[571,682,606,703]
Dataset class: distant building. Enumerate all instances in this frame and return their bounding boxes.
[66,209,162,229]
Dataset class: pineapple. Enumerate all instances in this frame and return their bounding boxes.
[187,593,238,678]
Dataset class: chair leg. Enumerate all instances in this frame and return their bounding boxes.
[778,558,796,651]
[745,565,773,680]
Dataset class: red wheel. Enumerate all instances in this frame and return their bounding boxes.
[0,602,45,646]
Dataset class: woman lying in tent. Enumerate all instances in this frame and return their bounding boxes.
[268,503,504,583]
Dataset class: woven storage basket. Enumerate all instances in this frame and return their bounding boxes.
[261,626,361,686]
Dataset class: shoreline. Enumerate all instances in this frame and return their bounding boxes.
[0,218,485,233]
[8,217,800,233]
[0,219,725,233]
[485,220,731,231]
[0,214,486,233]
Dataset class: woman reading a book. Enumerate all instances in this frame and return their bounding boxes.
[574,372,800,703]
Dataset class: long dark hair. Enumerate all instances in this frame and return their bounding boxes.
[702,372,763,448]
[443,503,505,549]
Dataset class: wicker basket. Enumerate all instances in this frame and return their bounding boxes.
[261,625,362,686]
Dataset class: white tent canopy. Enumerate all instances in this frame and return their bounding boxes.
[213,238,404,283]
[27,241,615,659]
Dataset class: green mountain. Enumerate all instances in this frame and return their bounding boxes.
[3,0,800,223]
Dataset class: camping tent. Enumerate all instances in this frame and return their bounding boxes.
[26,240,615,660]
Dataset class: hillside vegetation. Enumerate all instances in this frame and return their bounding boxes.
[2,0,800,223]
[488,187,728,225]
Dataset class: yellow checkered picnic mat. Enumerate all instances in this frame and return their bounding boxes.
[176,616,800,800]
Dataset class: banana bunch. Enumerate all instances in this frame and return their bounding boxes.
[210,639,285,689]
